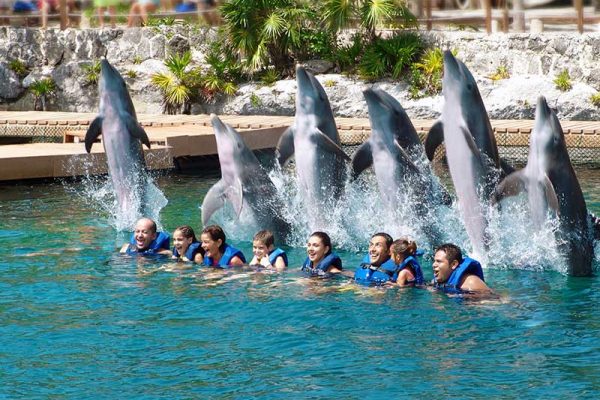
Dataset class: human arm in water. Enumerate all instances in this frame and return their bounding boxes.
[459,274,492,293]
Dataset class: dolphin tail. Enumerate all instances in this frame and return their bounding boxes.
[424,120,444,161]
[124,114,151,149]
[84,116,103,153]
[493,169,527,204]
[314,129,350,162]
[201,179,227,226]
[351,141,373,179]
[276,126,295,166]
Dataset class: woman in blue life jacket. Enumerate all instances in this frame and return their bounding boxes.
[200,225,246,268]
[432,243,491,294]
[301,231,342,277]
[170,225,204,263]
[120,217,170,256]
[390,237,424,286]
[249,230,288,271]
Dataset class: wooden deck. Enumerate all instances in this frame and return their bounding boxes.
[2,111,600,181]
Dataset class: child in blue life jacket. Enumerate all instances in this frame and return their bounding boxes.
[390,237,424,286]
[171,225,204,263]
[120,217,170,256]
[200,225,246,268]
[248,230,288,271]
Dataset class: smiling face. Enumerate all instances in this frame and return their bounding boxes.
[133,218,157,250]
[253,240,272,260]
[200,232,223,259]
[173,229,193,254]
[432,250,458,284]
[368,235,390,266]
[306,235,330,265]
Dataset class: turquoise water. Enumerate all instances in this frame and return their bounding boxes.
[2,169,600,398]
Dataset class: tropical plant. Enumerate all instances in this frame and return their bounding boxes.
[220,0,315,74]
[126,70,138,79]
[329,33,363,74]
[151,52,203,114]
[358,31,424,80]
[554,69,572,92]
[260,68,280,86]
[29,78,56,111]
[82,61,102,86]
[321,0,416,43]
[409,47,446,98]
[132,56,143,65]
[250,92,262,108]
[201,37,242,101]
[591,93,600,108]
[9,59,28,78]
[489,65,510,81]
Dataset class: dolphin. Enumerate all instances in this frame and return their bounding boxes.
[424,51,511,256]
[494,96,593,276]
[202,115,291,241]
[276,66,350,229]
[84,59,151,225]
[352,88,450,218]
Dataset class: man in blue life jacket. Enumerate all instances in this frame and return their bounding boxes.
[120,217,170,256]
[352,232,397,285]
[432,243,491,293]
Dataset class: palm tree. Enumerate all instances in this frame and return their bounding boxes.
[29,78,56,111]
[322,0,416,43]
[150,52,202,115]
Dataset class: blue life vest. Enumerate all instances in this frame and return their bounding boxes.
[173,241,203,262]
[125,231,171,256]
[301,253,343,277]
[435,257,484,294]
[354,255,398,286]
[397,255,424,285]
[268,247,288,266]
[203,243,246,268]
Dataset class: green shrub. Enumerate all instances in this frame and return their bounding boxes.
[408,47,446,98]
[323,79,336,88]
[260,69,280,86]
[132,56,143,65]
[151,52,204,114]
[554,69,572,91]
[490,65,510,81]
[590,93,600,108]
[358,31,424,80]
[329,33,363,74]
[82,61,102,86]
[250,93,262,108]
[9,59,28,78]
[126,70,138,79]
[29,78,56,111]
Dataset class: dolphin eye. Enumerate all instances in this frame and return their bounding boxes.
[466,83,473,91]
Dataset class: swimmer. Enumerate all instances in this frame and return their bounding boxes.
[301,231,342,277]
[120,217,170,256]
[353,232,399,286]
[432,243,491,294]
[390,237,424,286]
[249,230,288,271]
[200,225,246,268]
[171,225,204,263]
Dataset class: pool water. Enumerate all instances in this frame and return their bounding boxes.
[1,169,600,398]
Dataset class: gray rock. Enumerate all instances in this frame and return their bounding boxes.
[0,63,24,100]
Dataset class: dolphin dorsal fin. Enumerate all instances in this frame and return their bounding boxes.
[201,179,227,226]
[542,174,559,214]
[351,141,373,179]
[276,126,295,166]
[459,126,489,169]
[123,114,151,149]
[493,169,526,204]
[393,139,421,175]
[424,120,444,161]
[313,128,351,162]
[84,116,103,153]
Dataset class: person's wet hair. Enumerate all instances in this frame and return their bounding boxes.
[175,225,198,243]
[391,237,417,258]
[202,225,226,252]
[435,243,463,265]
[371,232,393,249]
[253,230,274,248]
[310,231,332,255]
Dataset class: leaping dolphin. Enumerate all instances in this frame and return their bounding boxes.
[202,115,291,242]
[276,66,350,229]
[352,88,451,233]
[424,51,511,256]
[494,96,593,276]
[84,59,151,226]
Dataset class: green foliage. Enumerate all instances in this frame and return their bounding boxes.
[201,36,242,101]
[260,68,280,86]
[146,17,177,27]
[409,48,446,99]
[82,61,102,86]
[330,33,363,74]
[126,70,138,79]
[489,65,510,81]
[9,59,28,78]
[132,56,143,65]
[590,93,600,108]
[358,31,424,80]
[220,0,315,73]
[554,69,572,92]
[29,78,56,111]
[321,0,416,42]
[250,93,262,108]
[151,52,204,114]
[323,79,336,88]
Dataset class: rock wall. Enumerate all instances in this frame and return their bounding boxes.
[1,26,600,120]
